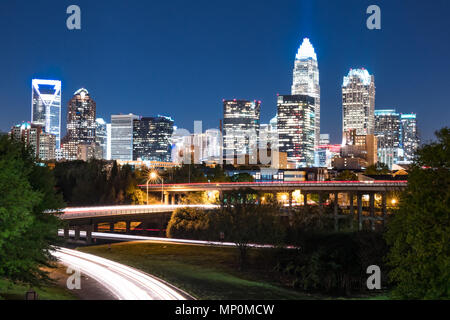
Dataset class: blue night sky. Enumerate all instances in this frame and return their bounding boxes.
[0,0,449,143]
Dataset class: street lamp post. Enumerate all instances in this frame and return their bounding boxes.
[147,171,164,205]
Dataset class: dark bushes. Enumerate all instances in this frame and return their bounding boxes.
[275,231,388,295]
[166,207,220,241]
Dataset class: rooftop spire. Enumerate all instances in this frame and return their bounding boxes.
[295,38,317,60]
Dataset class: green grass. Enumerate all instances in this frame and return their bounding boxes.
[80,241,329,300]
[0,278,77,300]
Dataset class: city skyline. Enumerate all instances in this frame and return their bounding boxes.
[1,1,449,145]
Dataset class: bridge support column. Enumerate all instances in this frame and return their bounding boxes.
[357,193,363,231]
[64,226,69,240]
[303,192,308,206]
[318,192,324,214]
[126,221,131,233]
[349,192,354,230]
[382,192,387,227]
[369,193,375,231]
[74,226,80,241]
[164,192,169,205]
[86,225,93,244]
[94,223,98,232]
[170,194,175,205]
[334,192,339,231]
[109,222,115,233]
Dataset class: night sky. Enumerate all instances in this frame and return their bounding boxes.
[1,0,449,144]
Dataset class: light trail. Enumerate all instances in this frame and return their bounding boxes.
[52,247,192,300]
[58,230,295,249]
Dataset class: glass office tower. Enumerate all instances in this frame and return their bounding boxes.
[291,38,320,147]
[374,109,401,169]
[133,116,174,162]
[111,114,139,161]
[222,99,260,161]
[400,113,419,163]
[342,69,375,143]
[277,94,315,167]
[31,79,61,149]
[95,118,108,160]
[61,88,97,160]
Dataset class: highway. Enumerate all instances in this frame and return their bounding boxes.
[52,247,192,300]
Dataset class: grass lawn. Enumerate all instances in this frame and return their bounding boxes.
[0,278,77,300]
[79,241,340,300]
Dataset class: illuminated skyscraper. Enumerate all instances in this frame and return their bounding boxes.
[374,109,401,169]
[222,100,260,160]
[133,116,174,162]
[400,113,419,163]
[31,79,61,149]
[342,68,375,143]
[111,114,139,161]
[61,88,97,160]
[291,38,320,147]
[277,94,315,167]
[95,118,108,159]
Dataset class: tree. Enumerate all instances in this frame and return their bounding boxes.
[230,172,254,182]
[218,189,285,270]
[365,162,390,175]
[0,136,63,286]
[385,127,450,299]
[335,170,358,181]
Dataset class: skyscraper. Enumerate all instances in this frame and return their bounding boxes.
[291,38,320,147]
[31,79,61,149]
[342,68,375,143]
[400,113,419,163]
[374,109,401,169]
[95,118,108,159]
[111,114,139,161]
[277,94,315,167]
[132,116,174,162]
[222,99,260,161]
[61,88,97,160]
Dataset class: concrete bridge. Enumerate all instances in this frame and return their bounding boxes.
[60,204,218,244]
[140,180,408,231]
[60,181,407,243]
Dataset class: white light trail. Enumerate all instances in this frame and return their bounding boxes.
[52,247,191,300]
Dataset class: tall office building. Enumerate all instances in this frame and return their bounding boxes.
[95,118,108,159]
[291,38,320,147]
[374,109,401,169]
[342,68,375,143]
[132,116,174,162]
[61,88,97,160]
[223,99,260,160]
[400,113,419,163]
[31,79,61,149]
[10,122,56,160]
[111,114,139,161]
[277,94,315,167]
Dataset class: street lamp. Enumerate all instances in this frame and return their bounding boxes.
[146,171,164,205]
